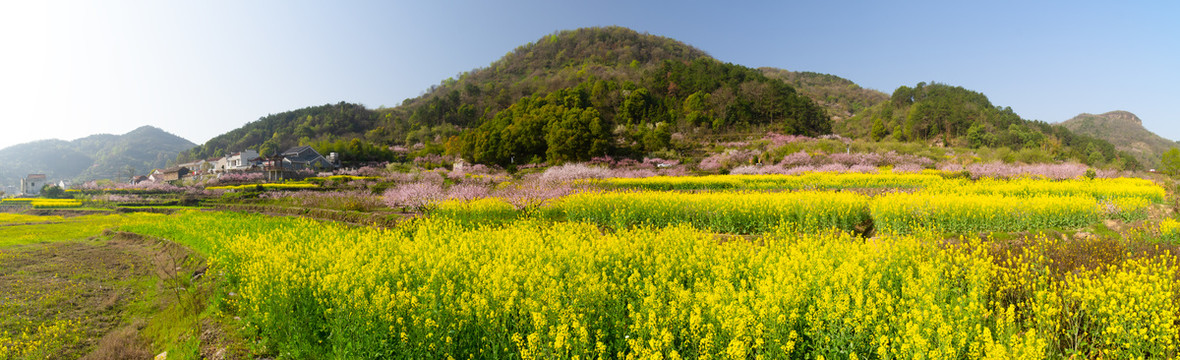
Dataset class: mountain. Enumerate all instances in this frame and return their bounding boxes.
[180,26,830,166]
[178,26,1142,172]
[0,126,195,189]
[759,68,889,122]
[841,82,1142,170]
[1058,111,1178,168]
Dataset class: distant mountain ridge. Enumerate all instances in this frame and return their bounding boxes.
[0,126,195,190]
[1058,111,1177,168]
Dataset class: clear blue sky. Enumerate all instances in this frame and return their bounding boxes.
[2,0,1177,149]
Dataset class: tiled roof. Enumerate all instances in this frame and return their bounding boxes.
[281,146,323,163]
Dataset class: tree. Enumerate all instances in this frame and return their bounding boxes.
[966,124,992,148]
[545,107,609,163]
[40,185,68,199]
[1162,148,1180,175]
[1088,150,1105,166]
[870,116,887,142]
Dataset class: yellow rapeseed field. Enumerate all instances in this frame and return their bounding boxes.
[122,207,1180,359]
[558,190,869,234]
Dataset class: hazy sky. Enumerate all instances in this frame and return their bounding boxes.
[1,1,1177,149]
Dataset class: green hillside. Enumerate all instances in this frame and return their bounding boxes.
[840,82,1142,170]
[759,68,888,122]
[181,26,830,166]
[179,102,378,162]
[0,126,195,188]
[1058,111,1177,168]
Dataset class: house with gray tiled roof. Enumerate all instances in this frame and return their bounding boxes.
[263,146,334,180]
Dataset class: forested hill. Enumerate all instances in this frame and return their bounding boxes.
[0,126,195,187]
[759,68,888,122]
[181,26,830,165]
[180,102,378,161]
[1059,111,1178,168]
[840,82,1142,170]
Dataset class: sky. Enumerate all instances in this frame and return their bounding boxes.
[1,0,1178,150]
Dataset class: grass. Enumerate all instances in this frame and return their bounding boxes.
[0,213,65,225]
[0,213,164,247]
[0,213,248,359]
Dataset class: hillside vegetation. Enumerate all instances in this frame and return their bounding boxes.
[176,27,1143,172]
[759,68,889,122]
[180,102,378,162]
[1059,110,1177,168]
[0,126,194,185]
[841,82,1142,170]
[181,27,829,166]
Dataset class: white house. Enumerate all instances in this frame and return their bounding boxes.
[225,150,262,171]
[20,174,47,196]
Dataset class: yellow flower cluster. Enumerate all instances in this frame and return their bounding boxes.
[0,213,64,225]
[871,193,1101,235]
[922,177,1165,202]
[207,182,319,191]
[0,318,82,359]
[121,211,1180,359]
[307,175,382,182]
[557,190,869,234]
[993,233,1180,358]
[1159,218,1180,243]
[432,198,521,226]
[0,198,83,208]
[595,172,1165,202]
[434,175,1165,235]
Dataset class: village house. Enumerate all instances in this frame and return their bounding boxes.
[176,159,207,174]
[263,146,335,180]
[280,146,334,170]
[205,157,224,173]
[158,167,190,182]
[225,150,262,171]
[147,169,165,182]
[20,174,47,196]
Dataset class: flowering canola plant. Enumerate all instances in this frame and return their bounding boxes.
[121,210,1180,359]
[0,198,83,208]
[558,190,869,234]
[871,193,1104,235]
[919,177,1165,202]
[207,182,319,191]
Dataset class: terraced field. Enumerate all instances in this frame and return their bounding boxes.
[3,172,1179,359]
